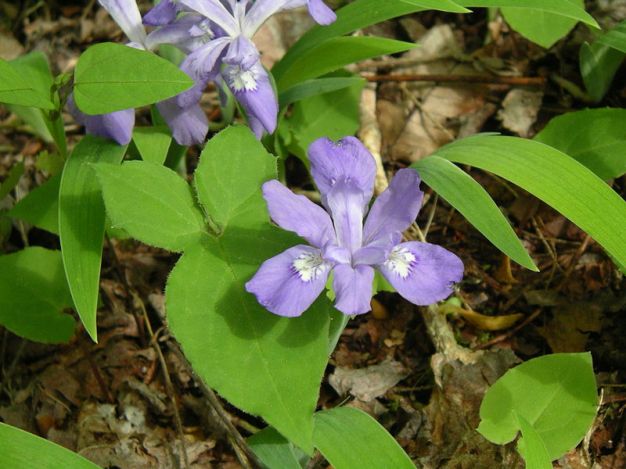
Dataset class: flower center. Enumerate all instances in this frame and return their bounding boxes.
[384,246,416,279]
[224,65,258,92]
[293,252,329,282]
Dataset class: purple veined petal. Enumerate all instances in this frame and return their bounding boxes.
[226,63,278,137]
[352,245,387,266]
[98,0,146,47]
[223,36,260,71]
[145,14,206,52]
[68,95,134,145]
[333,264,374,315]
[242,0,293,37]
[322,245,350,265]
[177,37,231,108]
[262,180,335,248]
[308,136,376,208]
[143,0,178,26]
[179,0,238,37]
[325,179,367,254]
[363,168,424,245]
[377,241,463,306]
[307,0,337,25]
[157,98,208,146]
[245,245,331,317]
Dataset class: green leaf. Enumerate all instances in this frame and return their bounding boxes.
[412,156,537,270]
[273,0,469,81]
[8,173,61,234]
[10,51,54,100]
[0,161,24,201]
[0,247,75,343]
[278,77,365,109]
[194,125,276,230]
[6,105,54,142]
[0,422,101,469]
[313,407,414,469]
[248,427,308,469]
[478,353,597,461]
[534,108,626,181]
[283,78,364,162]
[59,136,127,342]
[74,43,193,115]
[500,0,584,48]
[276,36,414,91]
[167,126,332,452]
[0,59,54,109]
[580,40,624,102]
[516,413,553,469]
[596,20,626,53]
[458,1,598,27]
[433,135,626,270]
[133,126,172,165]
[95,160,206,252]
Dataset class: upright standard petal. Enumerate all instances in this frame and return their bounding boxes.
[308,136,376,207]
[143,0,178,26]
[245,245,331,317]
[363,168,424,245]
[377,242,463,306]
[262,180,335,249]
[242,0,292,37]
[179,0,237,36]
[307,0,337,25]
[333,264,374,315]
[227,63,278,137]
[157,98,208,146]
[325,180,367,253]
[98,0,146,46]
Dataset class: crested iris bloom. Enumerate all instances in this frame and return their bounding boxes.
[245,137,464,317]
[69,0,209,146]
[177,0,336,138]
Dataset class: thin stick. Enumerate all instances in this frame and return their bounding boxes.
[365,73,546,86]
[474,308,542,350]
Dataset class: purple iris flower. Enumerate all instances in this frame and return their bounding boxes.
[245,137,464,317]
[69,0,209,146]
[176,0,336,138]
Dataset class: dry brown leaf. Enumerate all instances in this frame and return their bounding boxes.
[443,305,523,331]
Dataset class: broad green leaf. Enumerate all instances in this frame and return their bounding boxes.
[95,160,206,252]
[0,161,24,201]
[313,407,414,469]
[580,41,624,102]
[597,20,626,53]
[0,422,100,469]
[478,353,597,461]
[500,0,584,48]
[516,414,553,469]
[534,108,626,181]
[0,247,75,343]
[458,1,598,27]
[276,36,414,91]
[248,427,307,469]
[168,126,332,452]
[284,79,364,162]
[433,135,626,270]
[6,104,54,142]
[10,51,54,99]
[278,77,365,109]
[133,126,172,165]
[273,0,469,81]
[8,173,61,234]
[412,156,537,270]
[0,59,54,109]
[194,125,276,230]
[74,43,193,115]
[59,136,127,342]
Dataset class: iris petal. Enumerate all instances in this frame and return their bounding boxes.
[325,180,367,254]
[377,241,463,306]
[245,245,330,317]
[333,264,374,315]
[262,180,335,248]
[157,99,208,146]
[98,0,147,47]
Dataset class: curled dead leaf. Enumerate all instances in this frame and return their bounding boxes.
[442,305,524,331]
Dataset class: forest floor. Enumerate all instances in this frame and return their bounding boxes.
[0,1,625,468]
